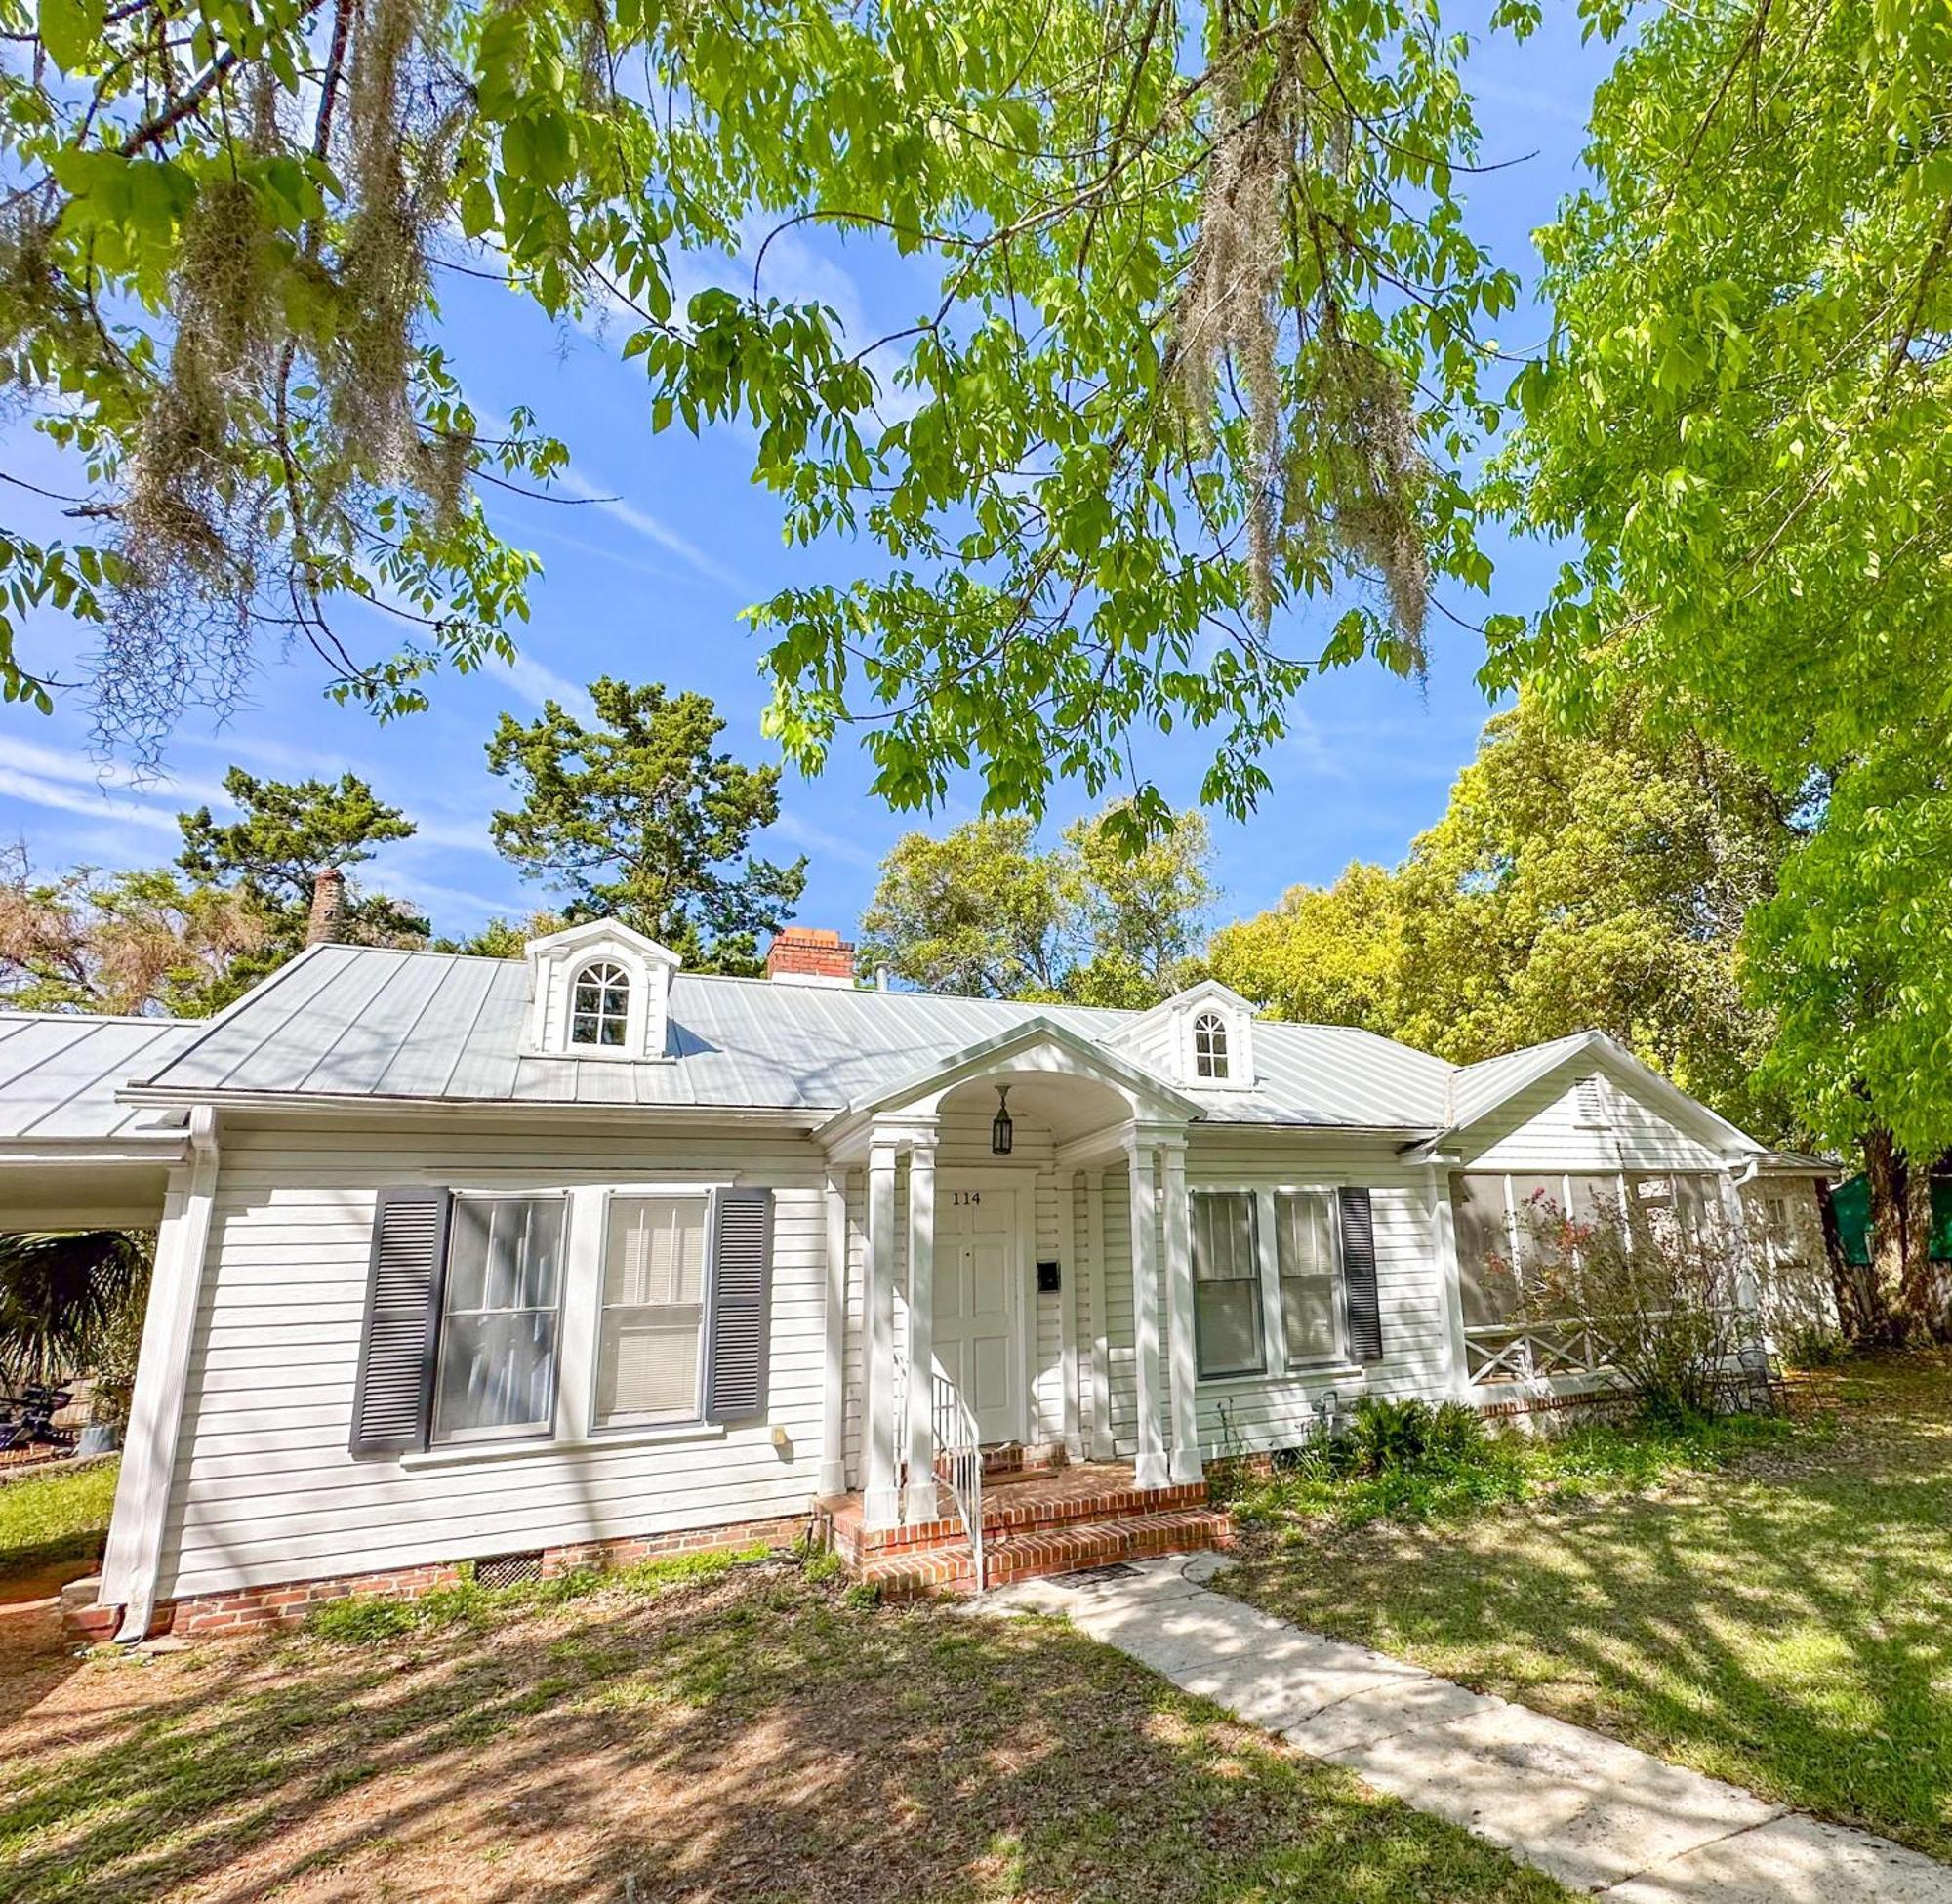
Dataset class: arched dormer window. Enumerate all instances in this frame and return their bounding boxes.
[570,961,630,1048]
[1193,1010,1229,1080]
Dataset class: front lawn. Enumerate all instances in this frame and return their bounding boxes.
[1221,1353,1952,1862]
[0,1459,117,1600]
[0,1547,1571,1904]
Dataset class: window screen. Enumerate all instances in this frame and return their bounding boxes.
[1275,1191,1339,1365]
[432,1195,565,1444]
[1191,1191,1264,1377]
[1451,1173,1519,1327]
[596,1195,710,1427]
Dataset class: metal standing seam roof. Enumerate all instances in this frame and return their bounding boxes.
[115,942,1461,1128]
[0,1013,196,1145]
[1442,1032,1597,1131]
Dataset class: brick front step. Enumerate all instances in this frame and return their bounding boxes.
[858,1506,1234,1600]
[824,1464,1211,1562]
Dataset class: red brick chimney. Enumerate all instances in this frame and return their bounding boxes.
[305,868,346,945]
[765,926,856,987]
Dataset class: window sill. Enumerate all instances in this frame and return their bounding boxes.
[1197,1362,1365,1393]
[401,1422,728,1469]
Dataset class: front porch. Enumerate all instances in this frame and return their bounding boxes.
[821,1451,1231,1597]
[815,1017,1221,1591]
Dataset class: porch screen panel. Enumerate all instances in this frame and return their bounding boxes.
[1450,1173,1517,1327]
[597,1195,710,1427]
[431,1194,566,1444]
[1275,1191,1339,1366]
[1191,1192,1264,1378]
[1508,1173,1566,1273]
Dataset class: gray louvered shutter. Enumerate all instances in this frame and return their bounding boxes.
[704,1186,773,1422]
[1338,1186,1384,1363]
[350,1187,451,1455]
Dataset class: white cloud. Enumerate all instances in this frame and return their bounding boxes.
[4,738,230,810]
[500,653,596,722]
[1460,68,1589,128]
[0,765,184,835]
[550,466,750,594]
[763,807,888,871]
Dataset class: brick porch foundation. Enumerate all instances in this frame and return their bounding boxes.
[62,1512,810,1643]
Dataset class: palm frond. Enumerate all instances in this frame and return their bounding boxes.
[0,1231,151,1391]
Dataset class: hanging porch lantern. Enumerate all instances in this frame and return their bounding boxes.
[990,1086,1014,1156]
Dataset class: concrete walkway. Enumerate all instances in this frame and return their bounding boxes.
[984,1552,1952,1901]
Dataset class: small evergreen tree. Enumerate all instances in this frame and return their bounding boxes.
[485,679,805,976]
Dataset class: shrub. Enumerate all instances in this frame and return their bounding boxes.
[1509,1191,1764,1422]
[1339,1396,1436,1476]
[1781,1322,1850,1369]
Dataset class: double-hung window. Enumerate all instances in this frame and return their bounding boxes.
[431,1194,566,1444]
[1192,1191,1264,1378]
[1274,1191,1340,1366]
[595,1195,711,1428]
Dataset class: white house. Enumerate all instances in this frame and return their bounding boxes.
[0,920,1830,1634]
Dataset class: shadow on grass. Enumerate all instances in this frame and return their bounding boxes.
[1224,1351,1952,1863]
[0,1560,1570,1904]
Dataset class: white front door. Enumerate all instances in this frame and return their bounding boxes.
[933,1185,1021,1444]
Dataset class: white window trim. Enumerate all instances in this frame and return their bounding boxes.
[430,1189,571,1449]
[1189,1188,1268,1381]
[401,1422,728,1470]
[1268,1184,1349,1373]
[1175,1000,1256,1091]
[568,958,634,1051]
[585,1187,713,1436]
[1190,1178,1351,1383]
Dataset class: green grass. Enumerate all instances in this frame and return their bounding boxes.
[1227,1405,1806,1530]
[0,1547,1572,1903]
[305,1540,774,1641]
[0,1459,117,1594]
[1222,1353,1952,1861]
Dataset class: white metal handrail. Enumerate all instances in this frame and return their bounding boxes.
[930,1369,986,1593]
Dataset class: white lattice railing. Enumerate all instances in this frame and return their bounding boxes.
[1465,1320,1613,1385]
[931,1369,986,1593]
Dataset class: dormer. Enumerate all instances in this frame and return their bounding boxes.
[523,920,680,1061]
[1112,978,1259,1092]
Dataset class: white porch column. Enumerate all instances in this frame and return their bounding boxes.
[1427,1163,1474,1400]
[819,1168,850,1497]
[903,1141,939,1521]
[1159,1141,1202,1485]
[1061,1174,1082,1456]
[1086,1167,1113,1459]
[863,1139,902,1528]
[102,1107,218,1641]
[1127,1143,1168,1489]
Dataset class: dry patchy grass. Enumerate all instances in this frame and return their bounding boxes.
[0,1552,1570,1904]
[1223,1352,1952,1861]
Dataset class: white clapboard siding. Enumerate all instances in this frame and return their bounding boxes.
[162,1116,833,1600]
[1461,1072,1728,1174]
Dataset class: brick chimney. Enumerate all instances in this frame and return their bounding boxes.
[765,926,856,988]
[305,868,346,946]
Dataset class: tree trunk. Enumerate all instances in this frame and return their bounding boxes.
[1896,1154,1952,1343]
[1859,1125,1910,1344]
[1817,1177,1883,1344]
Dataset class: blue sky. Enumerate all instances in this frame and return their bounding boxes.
[0,7,1609,948]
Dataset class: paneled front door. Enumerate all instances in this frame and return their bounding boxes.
[933,1185,1021,1443]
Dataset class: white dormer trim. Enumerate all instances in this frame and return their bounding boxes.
[1112,977,1259,1092]
[523,919,681,1062]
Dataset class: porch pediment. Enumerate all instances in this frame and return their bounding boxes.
[814,1014,1198,1153]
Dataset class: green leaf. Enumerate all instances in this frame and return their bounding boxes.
[38,0,102,72]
